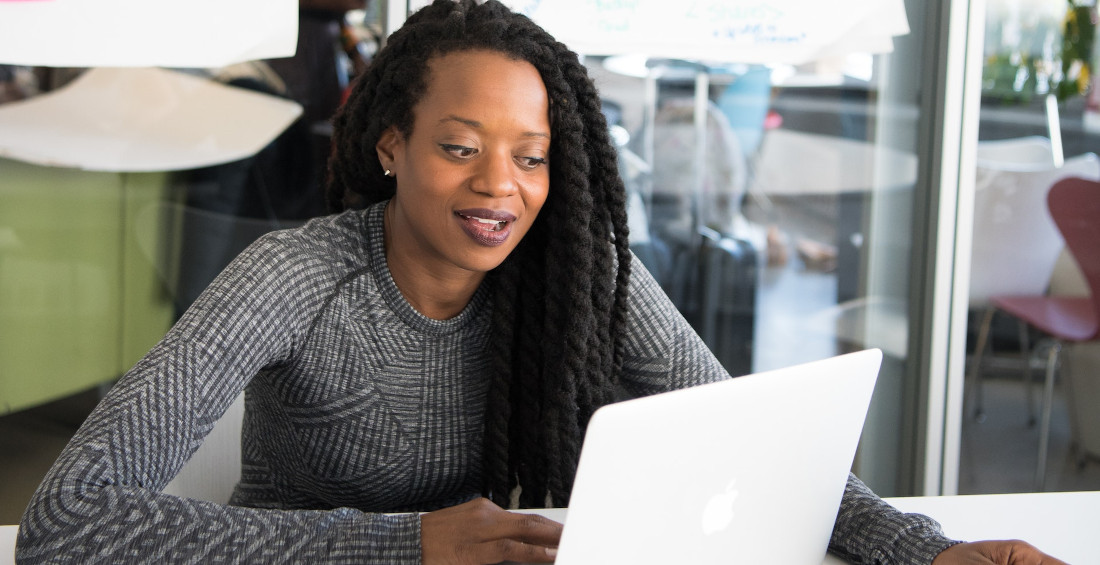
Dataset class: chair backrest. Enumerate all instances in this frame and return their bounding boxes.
[1048,177,1100,327]
[162,392,244,503]
[1050,248,1089,297]
[969,137,1100,306]
[975,136,1059,169]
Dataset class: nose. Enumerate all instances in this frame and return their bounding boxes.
[471,149,519,198]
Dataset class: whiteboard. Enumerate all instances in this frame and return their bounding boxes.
[0,0,297,68]
[407,0,909,64]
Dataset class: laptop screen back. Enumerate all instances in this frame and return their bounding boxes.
[554,349,882,565]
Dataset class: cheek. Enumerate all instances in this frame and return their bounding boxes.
[524,177,551,216]
[405,168,454,205]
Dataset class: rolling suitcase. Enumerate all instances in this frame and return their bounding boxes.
[661,227,757,377]
[694,227,757,377]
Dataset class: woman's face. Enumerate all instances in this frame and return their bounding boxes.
[377,49,551,277]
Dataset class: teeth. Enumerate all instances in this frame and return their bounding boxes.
[464,215,507,231]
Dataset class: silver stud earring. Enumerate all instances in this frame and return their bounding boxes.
[384,169,393,177]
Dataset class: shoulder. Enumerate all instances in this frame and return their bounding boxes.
[618,253,732,392]
[623,257,681,332]
[196,209,373,313]
[248,209,371,278]
[619,257,678,361]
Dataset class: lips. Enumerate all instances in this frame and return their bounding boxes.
[455,208,518,247]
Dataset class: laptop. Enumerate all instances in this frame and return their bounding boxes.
[518,348,882,565]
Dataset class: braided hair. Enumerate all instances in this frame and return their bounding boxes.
[326,0,631,508]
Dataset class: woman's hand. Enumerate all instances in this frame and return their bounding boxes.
[420,498,563,564]
[932,540,1069,565]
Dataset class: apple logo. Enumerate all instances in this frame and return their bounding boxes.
[701,479,740,536]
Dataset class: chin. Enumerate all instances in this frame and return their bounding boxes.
[467,255,511,274]
[447,251,497,273]
[452,227,531,274]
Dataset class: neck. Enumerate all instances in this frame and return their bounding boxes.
[383,202,486,320]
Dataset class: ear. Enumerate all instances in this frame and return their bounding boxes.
[376,126,402,173]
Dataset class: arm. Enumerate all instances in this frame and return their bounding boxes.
[828,473,957,563]
[16,234,420,564]
[617,258,730,398]
[831,475,1069,565]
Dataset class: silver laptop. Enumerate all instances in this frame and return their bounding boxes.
[540,348,882,565]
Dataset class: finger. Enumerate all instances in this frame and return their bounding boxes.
[978,540,1070,565]
[490,512,563,547]
[443,499,562,539]
[471,538,558,564]
[1006,544,1069,565]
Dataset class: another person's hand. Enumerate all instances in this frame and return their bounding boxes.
[932,540,1069,565]
[420,498,563,564]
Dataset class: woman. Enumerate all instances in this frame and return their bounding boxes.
[17,1,1065,563]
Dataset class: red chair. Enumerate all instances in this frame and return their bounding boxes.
[991,176,1100,490]
[965,139,1100,423]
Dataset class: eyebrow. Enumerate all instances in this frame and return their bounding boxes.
[440,115,550,139]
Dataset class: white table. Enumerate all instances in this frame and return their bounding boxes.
[867,491,1099,565]
[4,491,1097,564]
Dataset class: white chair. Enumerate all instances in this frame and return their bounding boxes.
[966,136,1100,421]
[1049,248,1100,466]
[163,392,244,503]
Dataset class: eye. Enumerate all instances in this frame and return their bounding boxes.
[515,156,547,170]
[440,144,477,159]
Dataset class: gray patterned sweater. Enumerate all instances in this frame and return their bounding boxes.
[17,201,956,563]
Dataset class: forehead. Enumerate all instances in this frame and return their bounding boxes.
[413,49,550,129]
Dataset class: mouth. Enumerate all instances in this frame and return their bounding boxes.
[455,208,517,246]
[458,214,509,232]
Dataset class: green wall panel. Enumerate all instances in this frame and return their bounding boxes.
[0,158,176,413]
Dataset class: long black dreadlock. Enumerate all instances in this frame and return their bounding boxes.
[326,0,632,508]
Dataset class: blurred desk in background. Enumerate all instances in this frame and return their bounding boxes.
[751,128,918,196]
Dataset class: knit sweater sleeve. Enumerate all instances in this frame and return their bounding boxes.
[829,474,959,564]
[16,232,422,564]
[621,259,959,564]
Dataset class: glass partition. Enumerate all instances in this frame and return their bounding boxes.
[580,1,936,496]
[958,0,1100,495]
